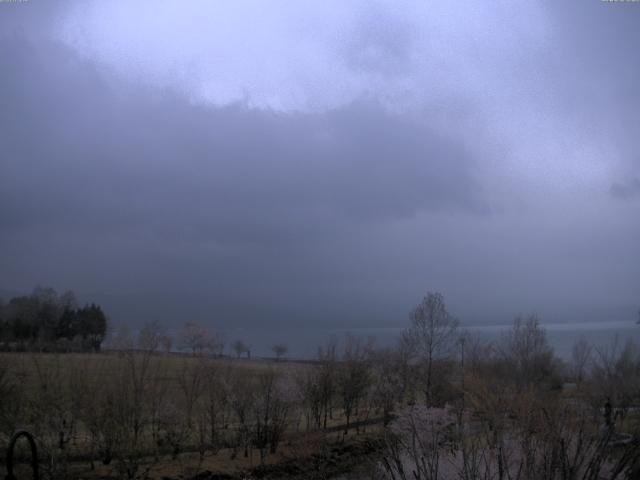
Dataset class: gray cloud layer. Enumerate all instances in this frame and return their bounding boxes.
[1,1,639,329]
[611,178,640,201]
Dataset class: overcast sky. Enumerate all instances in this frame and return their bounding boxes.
[1,1,638,329]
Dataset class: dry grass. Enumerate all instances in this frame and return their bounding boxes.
[0,351,383,480]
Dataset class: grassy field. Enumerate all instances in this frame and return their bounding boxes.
[0,351,385,480]
[5,320,640,480]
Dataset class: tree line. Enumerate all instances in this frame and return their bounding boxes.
[0,287,108,352]
[1,291,639,479]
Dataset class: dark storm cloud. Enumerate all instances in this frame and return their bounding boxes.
[0,34,485,326]
[610,178,640,201]
[1,1,639,331]
[543,0,640,168]
[0,36,484,232]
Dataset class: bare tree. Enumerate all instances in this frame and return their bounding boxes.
[380,406,456,480]
[396,331,418,404]
[59,290,78,310]
[317,337,338,429]
[206,331,225,357]
[112,323,134,352]
[232,339,249,359]
[27,354,80,479]
[498,314,556,388]
[252,368,292,463]
[0,356,23,450]
[590,336,640,428]
[338,334,373,434]
[198,362,231,456]
[271,343,288,361]
[137,320,164,353]
[160,358,206,467]
[179,322,210,356]
[159,334,173,354]
[226,369,255,459]
[297,365,324,430]
[406,292,458,405]
[371,347,403,426]
[571,336,592,383]
[116,346,156,478]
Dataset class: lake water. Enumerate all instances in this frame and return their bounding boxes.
[220,321,640,361]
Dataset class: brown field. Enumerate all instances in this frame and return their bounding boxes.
[3,315,640,480]
[0,351,385,480]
